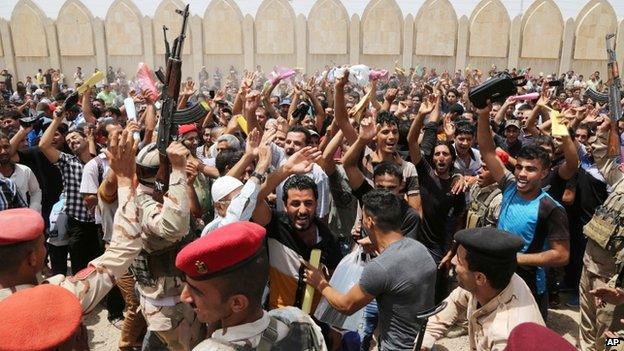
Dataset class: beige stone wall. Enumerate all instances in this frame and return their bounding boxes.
[255,0,295,55]
[56,1,94,56]
[4,0,623,81]
[521,0,563,59]
[308,0,349,55]
[203,0,243,54]
[469,0,510,58]
[414,0,457,57]
[361,0,402,55]
[105,0,143,56]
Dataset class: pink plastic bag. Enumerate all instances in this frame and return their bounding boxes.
[137,63,159,102]
[269,67,296,84]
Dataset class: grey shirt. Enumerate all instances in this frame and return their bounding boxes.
[359,238,437,350]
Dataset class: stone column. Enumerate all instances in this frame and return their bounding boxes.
[0,19,17,78]
[141,17,154,69]
[402,14,414,69]
[243,15,254,71]
[349,14,360,65]
[558,18,575,75]
[190,15,204,75]
[455,16,469,71]
[93,18,107,70]
[44,20,61,69]
[508,15,521,69]
[296,14,307,72]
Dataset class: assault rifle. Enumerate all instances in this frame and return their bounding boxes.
[154,4,208,196]
[604,34,623,157]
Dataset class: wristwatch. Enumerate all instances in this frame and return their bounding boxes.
[250,171,266,183]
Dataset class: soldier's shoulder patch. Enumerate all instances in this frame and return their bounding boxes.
[73,265,97,280]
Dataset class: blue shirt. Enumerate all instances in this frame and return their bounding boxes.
[497,173,569,295]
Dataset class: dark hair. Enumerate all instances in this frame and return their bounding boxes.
[373,161,402,181]
[287,125,311,145]
[0,238,41,274]
[433,140,457,161]
[376,110,398,128]
[532,135,555,154]
[0,132,9,143]
[106,107,121,117]
[362,189,403,232]
[464,250,517,290]
[55,92,67,102]
[455,121,475,137]
[449,103,465,115]
[446,88,459,97]
[282,175,318,202]
[518,144,551,169]
[517,103,532,111]
[216,246,269,308]
[215,148,244,176]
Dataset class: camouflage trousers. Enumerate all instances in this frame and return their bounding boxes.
[579,266,624,351]
[140,296,205,351]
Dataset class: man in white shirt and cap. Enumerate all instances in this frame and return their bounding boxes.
[201,139,271,235]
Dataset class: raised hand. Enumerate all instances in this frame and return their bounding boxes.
[384,88,398,102]
[104,129,138,184]
[166,141,190,170]
[284,146,322,175]
[418,94,436,115]
[336,69,349,88]
[359,116,377,141]
[245,128,261,156]
[245,90,261,112]
[182,80,196,97]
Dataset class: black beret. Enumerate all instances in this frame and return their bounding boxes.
[455,227,524,262]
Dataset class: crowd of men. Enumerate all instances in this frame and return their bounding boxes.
[0,61,623,351]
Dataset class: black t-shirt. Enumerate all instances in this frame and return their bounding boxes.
[415,158,465,248]
[265,211,343,271]
[18,147,63,202]
[566,167,608,227]
[352,181,420,242]
[543,164,568,203]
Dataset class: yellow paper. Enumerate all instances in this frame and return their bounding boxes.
[302,249,321,315]
[77,71,105,94]
[549,109,569,137]
[236,115,248,134]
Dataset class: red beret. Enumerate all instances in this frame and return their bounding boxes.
[176,221,266,280]
[504,323,576,351]
[0,285,82,351]
[178,124,198,136]
[0,208,44,245]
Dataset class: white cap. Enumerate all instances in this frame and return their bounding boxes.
[34,88,45,95]
[212,176,243,203]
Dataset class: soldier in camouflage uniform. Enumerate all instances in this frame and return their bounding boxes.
[0,129,142,349]
[176,221,326,351]
[133,142,204,351]
[580,125,624,351]
[465,154,505,229]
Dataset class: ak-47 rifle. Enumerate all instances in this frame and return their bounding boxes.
[153,5,208,197]
[604,34,623,157]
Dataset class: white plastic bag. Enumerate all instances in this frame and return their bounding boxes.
[314,245,367,331]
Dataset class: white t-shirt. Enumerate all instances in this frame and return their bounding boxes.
[80,153,109,224]
[1,163,42,212]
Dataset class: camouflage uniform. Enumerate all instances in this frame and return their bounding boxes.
[134,169,204,351]
[0,185,142,310]
[580,131,624,351]
[465,183,502,229]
